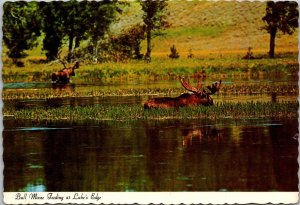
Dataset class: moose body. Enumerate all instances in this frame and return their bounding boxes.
[51,61,79,84]
[144,78,221,109]
[144,93,213,108]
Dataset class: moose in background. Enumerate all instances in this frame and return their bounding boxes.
[51,61,80,84]
[144,77,221,108]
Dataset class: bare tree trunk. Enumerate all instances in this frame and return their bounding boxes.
[269,27,277,58]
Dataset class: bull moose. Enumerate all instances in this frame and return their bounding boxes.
[144,78,221,108]
[51,61,79,84]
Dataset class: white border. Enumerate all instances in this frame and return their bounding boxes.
[1,0,299,204]
[3,192,299,204]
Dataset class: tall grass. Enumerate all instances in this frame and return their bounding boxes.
[4,101,298,121]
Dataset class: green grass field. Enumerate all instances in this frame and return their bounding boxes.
[2,55,298,83]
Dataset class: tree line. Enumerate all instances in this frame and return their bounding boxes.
[3,0,168,65]
[3,1,298,66]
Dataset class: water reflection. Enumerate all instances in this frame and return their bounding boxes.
[182,127,223,149]
[52,83,76,93]
[3,118,298,192]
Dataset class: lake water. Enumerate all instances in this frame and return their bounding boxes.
[3,118,298,192]
[3,79,299,192]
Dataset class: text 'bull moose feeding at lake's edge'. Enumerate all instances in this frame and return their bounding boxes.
[144,78,221,109]
[51,61,80,84]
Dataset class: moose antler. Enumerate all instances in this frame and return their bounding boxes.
[180,77,222,95]
[55,57,67,69]
[180,77,203,94]
[206,80,222,95]
[54,50,68,69]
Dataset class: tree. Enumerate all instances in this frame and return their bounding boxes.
[140,0,169,61]
[3,2,41,66]
[61,1,91,62]
[39,1,90,62]
[84,0,123,61]
[39,1,65,61]
[262,1,298,58]
[39,0,121,62]
[110,24,146,60]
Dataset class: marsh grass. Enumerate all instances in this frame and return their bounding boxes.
[3,83,298,100]
[2,56,298,83]
[4,101,298,121]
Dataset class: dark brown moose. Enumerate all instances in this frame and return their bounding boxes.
[51,61,80,84]
[144,78,221,109]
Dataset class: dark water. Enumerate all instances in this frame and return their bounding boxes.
[3,118,298,192]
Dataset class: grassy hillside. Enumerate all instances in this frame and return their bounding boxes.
[113,1,298,58]
[159,1,297,57]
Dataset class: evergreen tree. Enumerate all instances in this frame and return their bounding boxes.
[169,45,179,59]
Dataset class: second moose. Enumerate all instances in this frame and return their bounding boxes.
[144,78,221,109]
[51,61,80,84]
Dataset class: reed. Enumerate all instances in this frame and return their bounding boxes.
[4,101,298,121]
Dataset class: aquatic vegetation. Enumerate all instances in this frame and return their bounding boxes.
[4,101,298,121]
[3,83,298,100]
[2,56,298,83]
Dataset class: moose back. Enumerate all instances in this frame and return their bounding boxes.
[144,78,221,109]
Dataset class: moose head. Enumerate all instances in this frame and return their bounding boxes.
[144,78,221,109]
[51,61,80,84]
